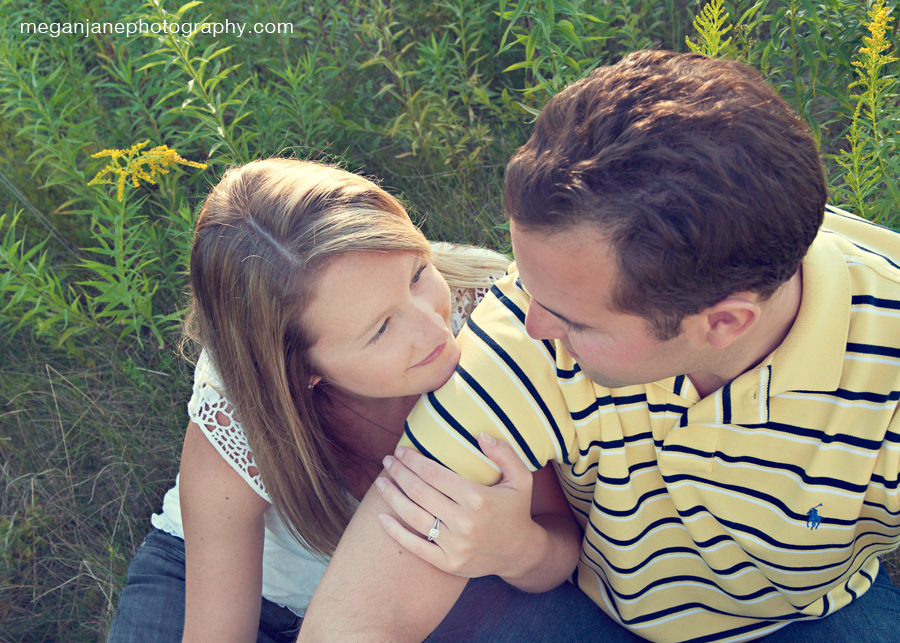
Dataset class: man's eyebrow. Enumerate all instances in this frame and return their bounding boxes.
[518,275,595,331]
[536,299,593,331]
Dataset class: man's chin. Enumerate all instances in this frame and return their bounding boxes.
[582,369,638,390]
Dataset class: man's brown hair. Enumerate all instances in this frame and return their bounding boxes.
[504,50,827,339]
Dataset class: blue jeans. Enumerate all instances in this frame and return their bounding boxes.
[106,528,301,643]
[112,528,900,642]
[432,566,900,642]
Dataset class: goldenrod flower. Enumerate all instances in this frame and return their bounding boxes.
[851,0,897,89]
[88,141,207,201]
[835,0,898,225]
[685,0,733,59]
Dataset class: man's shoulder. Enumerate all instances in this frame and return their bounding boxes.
[818,208,900,413]
[821,206,900,276]
[464,269,532,344]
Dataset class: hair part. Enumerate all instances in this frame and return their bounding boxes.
[504,50,827,340]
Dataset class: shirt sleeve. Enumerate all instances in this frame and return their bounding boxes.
[186,349,270,502]
[401,271,577,485]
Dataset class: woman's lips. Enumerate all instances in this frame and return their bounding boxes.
[413,342,446,368]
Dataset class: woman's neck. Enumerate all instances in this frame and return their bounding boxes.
[330,393,419,438]
[327,392,420,498]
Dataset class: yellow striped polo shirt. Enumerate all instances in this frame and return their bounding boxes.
[401,207,900,643]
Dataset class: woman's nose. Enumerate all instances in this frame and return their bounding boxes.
[414,300,448,346]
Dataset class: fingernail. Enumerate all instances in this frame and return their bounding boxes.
[480,432,496,447]
[375,478,386,492]
[394,446,406,458]
[383,455,393,469]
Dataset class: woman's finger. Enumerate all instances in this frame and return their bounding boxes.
[374,474,442,539]
[392,447,482,503]
[383,453,459,517]
[377,513,445,569]
[477,433,533,488]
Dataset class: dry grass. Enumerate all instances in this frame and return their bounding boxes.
[0,333,186,642]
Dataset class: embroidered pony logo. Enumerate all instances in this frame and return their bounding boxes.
[806,504,823,530]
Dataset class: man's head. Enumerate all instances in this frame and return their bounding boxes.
[505,50,827,343]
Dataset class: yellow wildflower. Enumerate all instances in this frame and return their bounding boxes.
[851,0,897,89]
[87,141,207,201]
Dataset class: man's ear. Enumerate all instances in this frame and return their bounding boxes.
[702,297,760,349]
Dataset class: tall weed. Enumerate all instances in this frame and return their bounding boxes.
[831,0,900,227]
[498,0,609,114]
[132,0,256,165]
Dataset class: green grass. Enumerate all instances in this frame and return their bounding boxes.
[1,0,898,639]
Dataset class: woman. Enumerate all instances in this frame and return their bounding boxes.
[107,159,582,643]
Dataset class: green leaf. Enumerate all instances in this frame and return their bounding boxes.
[555,20,582,52]
[176,0,203,18]
[526,26,540,62]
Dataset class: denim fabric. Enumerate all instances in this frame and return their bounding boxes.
[427,566,900,643]
[759,565,900,643]
[427,575,645,643]
[110,528,899,643]
[106,528,301,643]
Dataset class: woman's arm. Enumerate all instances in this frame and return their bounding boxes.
[376,432,582,591]
[298,437,583,641]
[299,480,468,642]
[180,421,271,643]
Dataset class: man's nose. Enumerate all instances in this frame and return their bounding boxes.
[524,301,563,341]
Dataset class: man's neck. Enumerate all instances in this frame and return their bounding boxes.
[687,269,804,399]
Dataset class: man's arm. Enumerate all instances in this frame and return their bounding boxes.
[298,481,468,642]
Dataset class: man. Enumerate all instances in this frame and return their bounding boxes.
[299,50,900,642]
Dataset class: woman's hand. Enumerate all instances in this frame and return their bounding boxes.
[375,433,581,590]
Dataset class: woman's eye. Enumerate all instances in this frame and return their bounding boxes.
[411,263,427,285]
[371,319,389,344]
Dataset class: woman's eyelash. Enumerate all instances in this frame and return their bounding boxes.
[371,263,425,345]
[371,319,389,344]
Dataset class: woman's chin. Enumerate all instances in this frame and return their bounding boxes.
[426,336,461,393]
[440,337,462,385]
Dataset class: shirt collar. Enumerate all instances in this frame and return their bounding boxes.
[767,231,850,395]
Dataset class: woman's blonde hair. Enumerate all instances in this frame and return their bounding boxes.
[183,158,506,557]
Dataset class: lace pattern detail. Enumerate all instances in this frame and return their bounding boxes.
[450,286,494,335]
[188,272,504,501]
[188,351,270,501]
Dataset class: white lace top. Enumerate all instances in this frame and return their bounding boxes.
[151,246,507,616]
